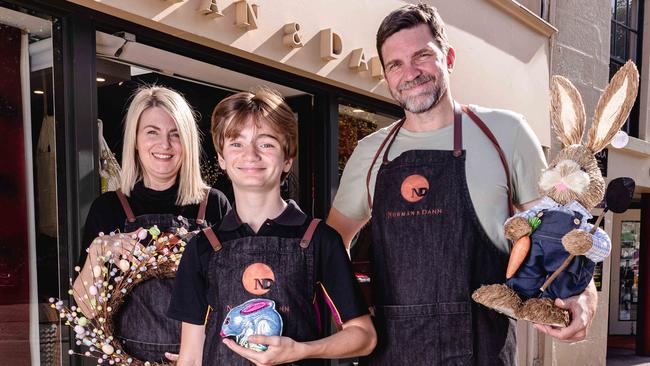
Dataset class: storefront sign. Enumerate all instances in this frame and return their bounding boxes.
[167,0,385,79]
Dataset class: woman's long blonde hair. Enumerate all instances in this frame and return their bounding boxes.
[120,86,207,205]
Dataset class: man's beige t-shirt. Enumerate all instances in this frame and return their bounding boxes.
[332,105,547,253]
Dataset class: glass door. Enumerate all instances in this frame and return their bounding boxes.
[609,209,641,335]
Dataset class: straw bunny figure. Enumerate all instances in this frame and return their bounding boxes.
[473,61,639,327]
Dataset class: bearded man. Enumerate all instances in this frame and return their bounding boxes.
[327,4,599,365]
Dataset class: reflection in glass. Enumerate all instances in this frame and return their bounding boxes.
[619,220,640,321]
[0,5,67,365]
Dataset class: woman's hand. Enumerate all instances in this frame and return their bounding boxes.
[72,228,147,317]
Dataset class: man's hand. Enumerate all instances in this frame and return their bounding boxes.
[533,280,597,342]
[222,335,305,366]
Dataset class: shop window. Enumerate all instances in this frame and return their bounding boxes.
[619,220,640,321]
[337,104,396,177]
[610,0,643,137]
[0,5,66,366]
[336,102,400,260]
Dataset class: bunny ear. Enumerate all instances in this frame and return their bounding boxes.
[587,60,639,153]
[550,75,586,147]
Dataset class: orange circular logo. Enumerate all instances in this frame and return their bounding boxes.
[400,174,429,202]
[242,263,275,295]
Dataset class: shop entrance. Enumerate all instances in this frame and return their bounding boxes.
[95,31,313,206]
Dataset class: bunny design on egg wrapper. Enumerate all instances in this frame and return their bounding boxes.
[472,60,639,327]
[220,298,283,352]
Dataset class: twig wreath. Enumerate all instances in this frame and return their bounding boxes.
[50,225,188,366]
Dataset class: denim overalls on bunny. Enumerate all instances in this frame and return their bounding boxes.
[506,209,596,300]
[112,188,209,363]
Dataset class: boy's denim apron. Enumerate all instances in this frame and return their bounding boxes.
[112,188,209,362]
[364,103,516,365]
[201,219,326,366]
[506,209,596,299]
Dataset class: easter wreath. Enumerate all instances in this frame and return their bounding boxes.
[50,225,188,366]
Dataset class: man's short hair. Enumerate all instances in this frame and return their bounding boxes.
[376,3,450,65]
[210,88,298,179]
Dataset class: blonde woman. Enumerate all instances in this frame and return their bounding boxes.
[74,86,230,363]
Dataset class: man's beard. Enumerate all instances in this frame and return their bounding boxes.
[390,73,447,114]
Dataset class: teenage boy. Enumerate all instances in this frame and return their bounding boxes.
[168,89,376,366]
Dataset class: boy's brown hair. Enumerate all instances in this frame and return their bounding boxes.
[211,89,298,178]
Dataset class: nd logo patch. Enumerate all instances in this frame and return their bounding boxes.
[242,263,275,295]
[400,174,429,203]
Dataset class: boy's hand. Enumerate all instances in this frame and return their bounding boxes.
[223,335,306,366]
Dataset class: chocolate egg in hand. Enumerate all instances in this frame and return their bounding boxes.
[220,299,283,352]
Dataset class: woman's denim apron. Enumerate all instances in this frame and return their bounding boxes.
[364,104,516,365]
[112,188,209,362]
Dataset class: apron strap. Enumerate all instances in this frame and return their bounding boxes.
[299,218,321,249]
[196,188,210,225]
[453,101,462,157]
[366,119,405,210]
[461,105,515,217]
[203,226,222,251]
[116,188,136,223]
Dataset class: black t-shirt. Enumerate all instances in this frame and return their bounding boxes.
[168,200,369,326]
[80,180,231,263]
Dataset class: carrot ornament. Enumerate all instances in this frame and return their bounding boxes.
[505,217,541,279]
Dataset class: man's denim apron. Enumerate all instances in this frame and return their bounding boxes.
[201,219,326,366]
[112,188,209,362]
[364,103,516,365]
[507,209,596,300]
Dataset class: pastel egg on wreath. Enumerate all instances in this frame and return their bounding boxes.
[92,265,102,278]
[118,259,130,272]
[101,344,114,355]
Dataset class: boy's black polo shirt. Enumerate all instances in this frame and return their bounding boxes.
[168,200,369,326]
